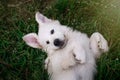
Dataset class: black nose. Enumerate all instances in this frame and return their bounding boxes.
[54,39,64,47]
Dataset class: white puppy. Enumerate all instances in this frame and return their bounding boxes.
[23,12,109,80]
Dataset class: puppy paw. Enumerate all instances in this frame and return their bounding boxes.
[90,32,109,58]
[91,32,109,52]
[75,55,86,64]
[73,49,86,64]
[45,58,50,69]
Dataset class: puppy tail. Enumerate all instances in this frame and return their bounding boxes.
[90,32,109,58]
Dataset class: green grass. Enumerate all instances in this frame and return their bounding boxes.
[0,0,120,80]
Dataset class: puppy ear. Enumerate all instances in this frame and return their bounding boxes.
[23,33,42,49]
[35,12,52,24]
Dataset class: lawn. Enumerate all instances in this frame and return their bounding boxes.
[0,0,120,80]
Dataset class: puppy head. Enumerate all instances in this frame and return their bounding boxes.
[23,12,68,53]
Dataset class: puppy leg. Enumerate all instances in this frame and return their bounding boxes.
[73,46,86,64]
[90,32,109,58]
[45,57,50,69]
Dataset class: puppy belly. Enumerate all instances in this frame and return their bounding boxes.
[51,64,96,80]
[51,70,77,80]
[48,53,77,80]
[47,42,96,80]
[49,61,96,80]
[74,64,96,80]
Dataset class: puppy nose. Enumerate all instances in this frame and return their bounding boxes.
[54,39,63,47]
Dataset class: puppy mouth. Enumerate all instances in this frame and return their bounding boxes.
[59,35,68,49]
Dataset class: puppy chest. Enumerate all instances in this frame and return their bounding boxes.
[49,54,63,72]
[49,51,74,71]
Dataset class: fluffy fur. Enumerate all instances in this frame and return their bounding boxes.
[23,12,109,80]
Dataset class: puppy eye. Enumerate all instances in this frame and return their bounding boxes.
[46,41,50,44]
[50,29,54,34]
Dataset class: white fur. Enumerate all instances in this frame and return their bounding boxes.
[90,32,109,58]
[23,12,109,80]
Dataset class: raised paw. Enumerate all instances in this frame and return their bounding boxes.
[73,49,86,64]
[92,32,108,52]
[90,32,109,58]
[75,55,86,64]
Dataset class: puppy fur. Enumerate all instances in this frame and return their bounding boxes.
[23,12,109,80]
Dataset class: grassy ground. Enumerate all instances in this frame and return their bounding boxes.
[0,0,120,80]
